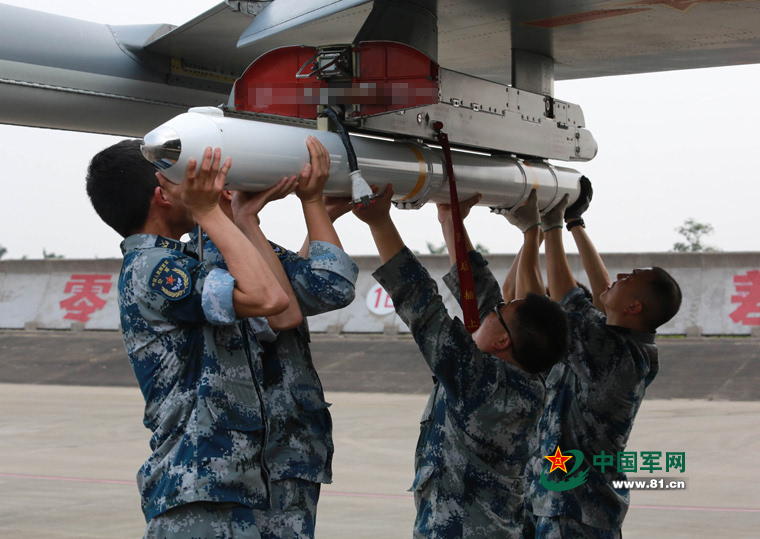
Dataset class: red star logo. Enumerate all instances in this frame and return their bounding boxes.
[166,275,176,286]
[545,447,574,473]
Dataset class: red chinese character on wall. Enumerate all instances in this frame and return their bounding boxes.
[730,270,760,326]
[59,274,112,322]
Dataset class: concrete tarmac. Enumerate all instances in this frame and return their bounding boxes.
[2,330,760,400]
[1,383,759,539]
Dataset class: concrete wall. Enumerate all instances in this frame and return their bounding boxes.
[1,252,759,335]
[0,259,122,330]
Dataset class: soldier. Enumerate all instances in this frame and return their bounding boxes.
[189,137,358,539]
[353,185,569,538]
[524,178,682,538]
[86,140,290,538]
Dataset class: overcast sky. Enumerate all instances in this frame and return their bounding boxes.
[1,0,759,260]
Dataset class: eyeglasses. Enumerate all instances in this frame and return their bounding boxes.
[493,301,519,359]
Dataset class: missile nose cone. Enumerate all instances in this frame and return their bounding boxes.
[141,127,181,173]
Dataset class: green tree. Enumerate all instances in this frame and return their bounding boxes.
[426,241,447,254]
[672,219,718,252]
[426,242,490,254]
[0,245,6,260]
[43,249,64,259]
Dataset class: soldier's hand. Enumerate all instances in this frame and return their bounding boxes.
[352,184,394,226]
[323,196,353,223]
[504,189,541,233]
[231,176,297,226]
[437,193,482,225]
[541,193,570,232]
[158,146,230,220]
[295,136,331,205]
[565,176,593,220]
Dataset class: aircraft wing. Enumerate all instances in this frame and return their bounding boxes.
[143,1,375,79]
[437,0,760,83]
[141,2,267,84]
[151,0,760,86]
[2,0,760,138]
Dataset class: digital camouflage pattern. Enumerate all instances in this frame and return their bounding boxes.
[257,240,357,484]
[187,229,277,344]
[119,234,269,523]
[144,502,262,539]
[525,514,621,539]
[525,287,658,532]
[255,478,321,539]
[441,250,508,326]
[189,231,358,484]
[373,247,545,539]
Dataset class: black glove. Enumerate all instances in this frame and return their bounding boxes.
[565,176,593,220]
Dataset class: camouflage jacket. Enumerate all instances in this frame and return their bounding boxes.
[189,231,358,483]
[525,287,658,530]
[119,234,269,522]
[373,247,545,538]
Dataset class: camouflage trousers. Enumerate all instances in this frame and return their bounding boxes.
[144,502,261,539]
[413,484,524,538]
[413,489,465,539]
[524,513,622,539]
[253,478,321,539]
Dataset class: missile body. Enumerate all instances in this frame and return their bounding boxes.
[142,107,582,211]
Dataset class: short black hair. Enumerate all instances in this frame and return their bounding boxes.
[575,281,593,300]
[86,139,158,238]
[640,267,682,332]
[511,293,569,374]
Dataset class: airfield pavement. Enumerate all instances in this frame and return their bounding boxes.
[1,330,759,538]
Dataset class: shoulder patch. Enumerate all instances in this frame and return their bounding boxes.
[149,258,192,300]
[270,241,287,259]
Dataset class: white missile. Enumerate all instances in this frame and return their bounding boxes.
[141,107,582,211]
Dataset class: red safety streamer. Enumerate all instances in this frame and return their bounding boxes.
[435,126,480,333]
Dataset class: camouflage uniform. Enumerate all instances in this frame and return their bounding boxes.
[190,231,358,538]
[256,478,322,539]
[118,234,269,532]
[373,247,546,539]
[526,515,620,539]
[525,287,658,537]
[144,502,261,539]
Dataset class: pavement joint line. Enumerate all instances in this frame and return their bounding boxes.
[3,473,758,513]
[0,472,135,485]
[708,357,753,400]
